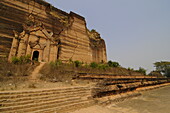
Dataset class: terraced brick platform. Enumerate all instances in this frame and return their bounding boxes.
[0,86,93,113]
[75,73,170,105]
[0,72,169,113]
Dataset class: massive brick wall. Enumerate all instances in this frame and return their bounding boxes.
[0,0,63,57]
[59,12,92,62]
[0,0,107,63]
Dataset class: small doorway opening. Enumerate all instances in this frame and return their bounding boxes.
[32,51,39,61]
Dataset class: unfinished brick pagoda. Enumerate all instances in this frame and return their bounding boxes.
[0,0,107,63]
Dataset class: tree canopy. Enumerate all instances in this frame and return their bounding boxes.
[136,67,147,75]
[154,61,170,77]
[107,60,120,67]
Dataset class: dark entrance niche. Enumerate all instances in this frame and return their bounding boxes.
[32,51,39,61]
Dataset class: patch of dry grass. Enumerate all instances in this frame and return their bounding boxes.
[0,58,38,81]
[39,62,142,83]
[40,64,74,83]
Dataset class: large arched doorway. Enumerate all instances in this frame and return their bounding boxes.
[32,51,39,61]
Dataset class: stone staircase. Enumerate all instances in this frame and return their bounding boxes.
[29,62,46,81]
[0,86,93,113]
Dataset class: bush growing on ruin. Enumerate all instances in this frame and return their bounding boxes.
[74,60,82,67]
[68,58,73,64]
[11,57,20,64]
[50,60,62,67]
[56,60,62,66]
[97,64,109,70]
[135,67,147,75]
[0,58,36,80]
[19,55,31,64]
[40,60,140,83]
[89,62,110,70]
[90,62,98,68]
[127,67,134,71]
[12,55,31,64]
[107,60,120,67]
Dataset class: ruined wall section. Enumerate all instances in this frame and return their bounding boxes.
[88,30,107,63]
[0,0,64,57]
[59,12,92,63]
[0,0,107,63]
[91,39,107,63]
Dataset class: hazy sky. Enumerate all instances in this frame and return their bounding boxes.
[45,0,170,73]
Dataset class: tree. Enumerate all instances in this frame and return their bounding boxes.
[107,60,120,67]
[165,67,170,77]
[154,61,170,77]
[74,60,82,67]
[90,62,98,68]
[136,67,147,75]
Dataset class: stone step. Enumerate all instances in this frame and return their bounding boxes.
[95,81,166,93]
[0,86,90,96]
[103,80,141,85]
[77,74,157,79]
[94,82,142,92]
[0,89,90,102]
[0,87,90,99]
[96,91,141,105]
[0,92,91,107]
[0,95,86,112]
[0,86,92,113]
[2,97,92,113]
[37,100,94,113]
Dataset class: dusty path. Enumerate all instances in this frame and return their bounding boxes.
[29,62,46,82]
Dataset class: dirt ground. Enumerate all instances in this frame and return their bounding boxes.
[0,78,96,91]
[71,85,170,113]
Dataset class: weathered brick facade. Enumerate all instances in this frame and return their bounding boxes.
[0,0,107,63]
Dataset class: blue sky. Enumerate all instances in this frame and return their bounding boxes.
[45,0,170,73]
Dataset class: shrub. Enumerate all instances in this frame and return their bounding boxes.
[50,60,62,67]
[12,57,20,64]
[98,64,109,70]
[165,67,170,77]
[136,67,147,75]
[49,61,56,67]
[90,62,98,68]
[128,67,134,71]
[84,63,89,68]
[55,59,62,66]
[19,55,31,64]
[12,55,31,64]
[108,60,120,67]
[69,58,73,64]
[74,60,82,67]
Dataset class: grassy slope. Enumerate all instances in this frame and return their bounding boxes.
[39,63,144,82]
